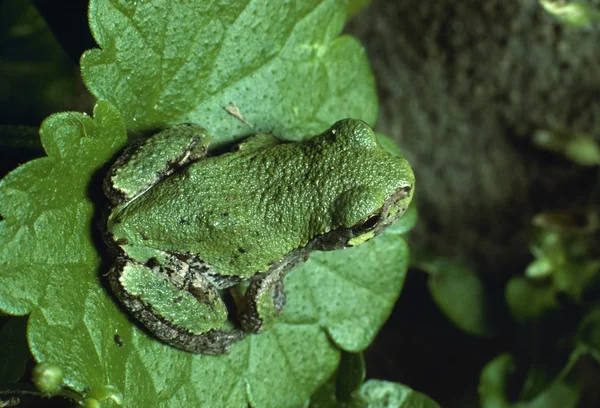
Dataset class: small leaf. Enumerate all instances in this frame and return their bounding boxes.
[505,277,559,323]
[525,213,600,302]
[539,0,600,28]
[358,380,441,408]
[419,257,495,336]
[479,354,580,408]
[532,128,600,166]
[81,0,377,148]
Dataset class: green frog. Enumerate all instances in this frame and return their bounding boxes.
[104,119,414,354]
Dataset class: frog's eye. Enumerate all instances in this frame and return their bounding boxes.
[352,212,381,234]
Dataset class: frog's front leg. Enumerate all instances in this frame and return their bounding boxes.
[104,124,210,206]
[108,257,245,354]
[239,251,308,333]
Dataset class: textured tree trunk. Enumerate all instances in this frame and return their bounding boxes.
[347,0,599,276]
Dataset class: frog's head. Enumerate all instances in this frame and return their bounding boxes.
[331,182,414,247]
[314,119,414,249]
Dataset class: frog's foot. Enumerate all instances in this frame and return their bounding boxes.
[147,322,246,355]
[108,257,244,354]
[238,267,287,333]
[104,124,210,206]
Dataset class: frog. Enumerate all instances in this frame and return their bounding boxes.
[104,119,414,355]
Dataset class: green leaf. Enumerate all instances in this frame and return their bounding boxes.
[0,101,126,315]
[293,232,409,352]
[81,0,377,148]
[376,133,403,158]
[479,353,580,408]
[0,316,30,383]
[419,257,495,336]
[0,1,405,405]
[539,0,600,28]
[533,129,600,166]
[309,375,440,408]
[505,277,559,323]
[524,215,600,302]
[358,380,441,408]
[0,103,408,406]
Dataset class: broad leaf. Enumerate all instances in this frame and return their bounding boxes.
[81,0,377,148]
[0,1,410,406]
[0,101,409,406]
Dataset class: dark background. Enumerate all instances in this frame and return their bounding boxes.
[1,0,600,407]
[347,1,600,406]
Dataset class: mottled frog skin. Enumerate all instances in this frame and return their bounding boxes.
[104,119,414,354]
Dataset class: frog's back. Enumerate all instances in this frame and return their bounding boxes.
[113,120,412,277]
[113,140,330,276]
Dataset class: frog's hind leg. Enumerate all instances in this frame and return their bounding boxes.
[108,257,245,354]
[104,124,210,206]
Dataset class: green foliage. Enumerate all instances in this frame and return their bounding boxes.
[0,1,414,406]
[81,0,377,148]
[539,0,600,28]
[357,380,441,408]
[481,208,600,407]
[309,352,441,408]
[0,101,409,404]
[416,256,495,336]
[533,129,600,166]
[420,205,600,407]
[508,210,600,321]
[479,353,580,408]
